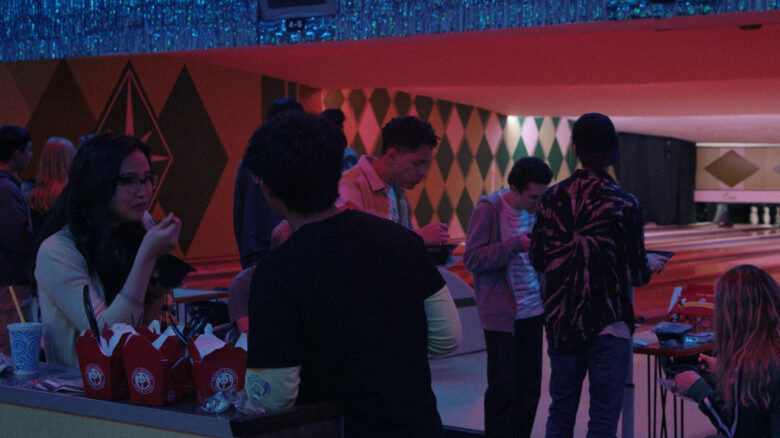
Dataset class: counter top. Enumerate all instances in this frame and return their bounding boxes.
[0,363,342,437]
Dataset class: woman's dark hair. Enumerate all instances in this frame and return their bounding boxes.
[38,133,150,304]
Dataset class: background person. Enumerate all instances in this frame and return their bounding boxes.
[674,264,779,438]
[338,115,449,245]
[28,137,77,236]
[464,157,552,438]
[0,125,36,356]
[233,97,303,269]
[35,133,180,366]
[530,113,668,437]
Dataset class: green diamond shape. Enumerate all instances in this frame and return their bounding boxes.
[324,89,344,109]
[437,193,454,225]
[498,114,508,129]
[394,91,411,116]
[414,95,434,121]
[475,136,493,179]
[352,132,367,157]
[495,139,510,175]
[414,189,434,226]
[456,188,475,233]
[547,138,564,179]
[455,103,473,128]
[534,141,546,160]
[513,138,529,161]
[552,116,561,129]
[436,99,453,124]
[349,89,366,121]
[370,88,391,125]
[436,135,455,180]
[456,138,473,177]
[534,117,544,130]
[477,108,491,126]
[565,146,579,173]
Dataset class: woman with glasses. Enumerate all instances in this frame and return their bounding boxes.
[35,133,181,366]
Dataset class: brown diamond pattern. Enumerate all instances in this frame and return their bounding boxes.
[704,150,760,187]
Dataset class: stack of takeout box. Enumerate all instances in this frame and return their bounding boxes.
[75,321,247,406]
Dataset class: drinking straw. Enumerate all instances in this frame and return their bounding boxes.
[8,286,26,323]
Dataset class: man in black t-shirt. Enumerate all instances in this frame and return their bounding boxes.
[242,111,461,437]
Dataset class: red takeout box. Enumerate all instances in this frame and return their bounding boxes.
[187,336,247,402]
[75,326,130,400]
[121,330,185,406]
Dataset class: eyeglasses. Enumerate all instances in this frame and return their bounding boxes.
[117,172,159,194]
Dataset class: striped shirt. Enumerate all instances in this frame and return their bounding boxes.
[498,194,542,320]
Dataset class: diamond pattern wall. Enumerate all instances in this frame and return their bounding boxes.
[323,87,575,240]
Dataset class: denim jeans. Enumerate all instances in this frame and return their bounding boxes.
[545,334,631,438]
[484,314,544,438]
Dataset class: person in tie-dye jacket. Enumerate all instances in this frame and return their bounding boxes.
[530,113,668,438]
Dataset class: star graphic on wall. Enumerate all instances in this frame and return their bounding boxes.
[94,62,172,207]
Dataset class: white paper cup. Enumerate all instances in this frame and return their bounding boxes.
[7,322,42,375]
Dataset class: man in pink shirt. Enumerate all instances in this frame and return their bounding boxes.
[338,116,449,244]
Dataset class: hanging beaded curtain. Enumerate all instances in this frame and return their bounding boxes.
[2,0,777,62]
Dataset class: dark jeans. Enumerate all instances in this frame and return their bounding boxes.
[484,314,544,438]
[545,334,631,438]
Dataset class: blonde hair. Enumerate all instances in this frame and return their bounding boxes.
[714,264,780,410]
[29,137,76,213]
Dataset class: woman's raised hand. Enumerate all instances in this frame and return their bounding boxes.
[141,213,181,258]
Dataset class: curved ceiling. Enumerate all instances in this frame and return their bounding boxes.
[177,10,780,144]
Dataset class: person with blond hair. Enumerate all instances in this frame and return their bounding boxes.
[674,264,779,437]
[28,137,76,236]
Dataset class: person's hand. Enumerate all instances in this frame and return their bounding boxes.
[271,220,293,247]
[141,213,181,259]
[672,370,701,395]
[646,253,669,273]
[698,353,717,375]
[416,222,449,245]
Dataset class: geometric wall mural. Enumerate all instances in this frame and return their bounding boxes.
[0,53,572,258]
[323,87,575,240]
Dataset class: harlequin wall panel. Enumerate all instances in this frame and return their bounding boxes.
[0,53,573,259]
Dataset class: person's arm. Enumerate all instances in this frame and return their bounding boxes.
[675,371,737,436]
[229,266,254,332]
[625,202,656,287]
[36,215,180,328]
[463,201,527,273]
[0,181,35,254]
[424,285,461,357]
[245,366,301,410]
[246,273,303,409]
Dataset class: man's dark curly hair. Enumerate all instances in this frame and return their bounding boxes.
[380,116,438,155]
[507,157,552,192]
[243,111,345,215]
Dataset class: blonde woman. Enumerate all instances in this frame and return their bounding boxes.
[674,265,779,437]
[28,137,76,235]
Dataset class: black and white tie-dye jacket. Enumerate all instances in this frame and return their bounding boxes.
[530,169,652,349]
